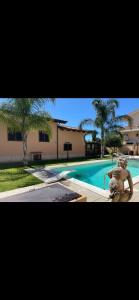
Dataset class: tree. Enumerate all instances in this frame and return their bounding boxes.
[79,98,132,158]
[105,133,123,155]
[0,98,55,165]
[83,130,98,143]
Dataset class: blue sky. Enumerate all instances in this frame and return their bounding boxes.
[1,98,139,134]
[46,98,139,127]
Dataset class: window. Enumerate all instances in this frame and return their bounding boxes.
[124,134,128,140]
[33,154,42,161]
[64,143,72,151]
[8,129,22,141]
[39,131,49,142]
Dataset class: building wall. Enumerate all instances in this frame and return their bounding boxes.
[0,121,85,162]
[130,112,139,127]
[0,121,58,162]
[123,131,139,143]
[121,111,139,155]
[121,131,139,155]
[27,121,58,160]
[120,144,139,155]
[58,129,85,159]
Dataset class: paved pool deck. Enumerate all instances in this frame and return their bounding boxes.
[61,179,110,202]
[61,179,139,202]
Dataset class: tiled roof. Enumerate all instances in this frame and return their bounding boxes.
[128,109,139,116]
[52,118,67,124]
[58,124,92,133]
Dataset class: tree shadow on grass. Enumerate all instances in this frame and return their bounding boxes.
[0,173,31,182]
[0,169,25,175]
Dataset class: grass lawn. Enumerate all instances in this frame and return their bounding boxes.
[30,155,111,168]
[0,167,42,192]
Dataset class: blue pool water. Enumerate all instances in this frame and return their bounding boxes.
[54,160,139,190]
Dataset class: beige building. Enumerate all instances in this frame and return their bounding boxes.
[0,118,88,162]
[121,109,139,155]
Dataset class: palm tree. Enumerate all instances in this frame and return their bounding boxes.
[79,98,133,158]
[83,129,98,143]
[0,98,55,165]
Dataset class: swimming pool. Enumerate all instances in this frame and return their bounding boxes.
[54,160,139,190]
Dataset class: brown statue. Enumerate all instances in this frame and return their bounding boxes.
[107,158,133,202]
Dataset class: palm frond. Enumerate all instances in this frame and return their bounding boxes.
[27,112,53,138]
[9,98,55,114]
[105,130,124,140]
[107,99,119,108]
[107,124,125,131]
[0,106,21,129]
[114,115,133,128]
[83,130,98,142]
[79,119,95,129]
[105,99,119,119]
[92,99,102,108]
